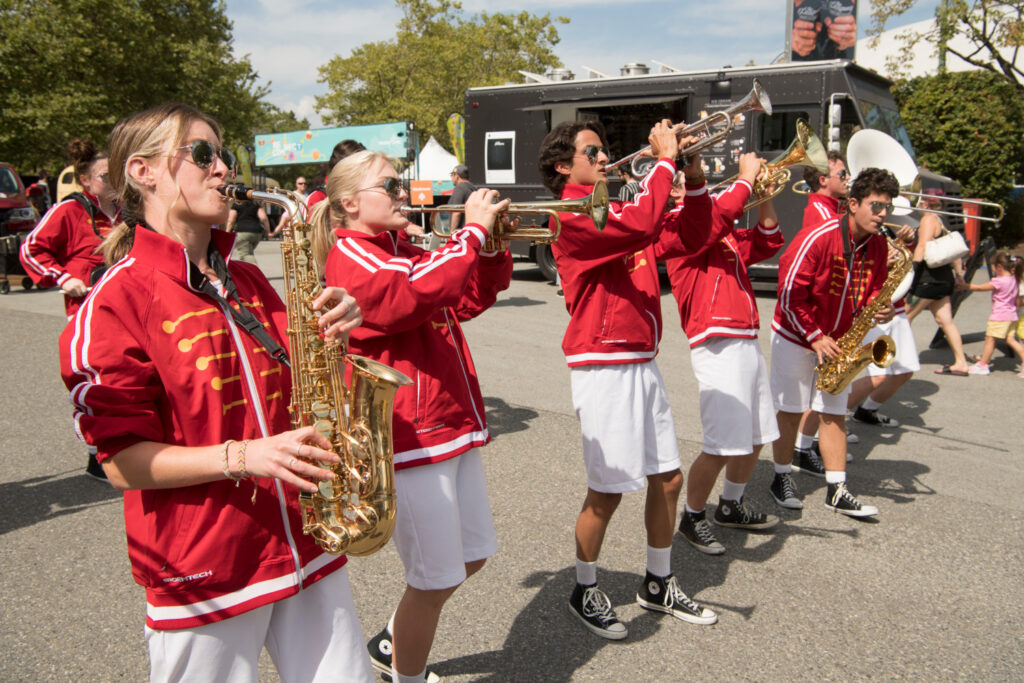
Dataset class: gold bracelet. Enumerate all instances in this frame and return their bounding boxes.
[221,440,242,482]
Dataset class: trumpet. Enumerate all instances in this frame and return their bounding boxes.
[711,118,827,210]
[407,180,610,249]
[606,80,772,180]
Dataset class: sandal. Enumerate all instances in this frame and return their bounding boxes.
[934,364,969,376]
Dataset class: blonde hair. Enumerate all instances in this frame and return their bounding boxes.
[102,103,222,264]
[308,150,392,268]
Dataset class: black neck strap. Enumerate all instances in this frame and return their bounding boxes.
[192,244,291,368]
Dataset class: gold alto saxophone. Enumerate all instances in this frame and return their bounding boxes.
[815,227,913,395]
[220,185,411,556]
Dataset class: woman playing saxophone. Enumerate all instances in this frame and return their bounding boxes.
[59,103,374,682]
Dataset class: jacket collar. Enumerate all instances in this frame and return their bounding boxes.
[128,226,237,292]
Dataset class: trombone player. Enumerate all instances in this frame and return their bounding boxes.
[538,119,719,640]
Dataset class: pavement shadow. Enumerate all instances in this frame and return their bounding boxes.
[0,470,120,537]
[435,566,662,682]
[492,296,544,308]
[484,396,539,438]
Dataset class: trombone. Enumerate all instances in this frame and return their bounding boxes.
[710,119,828,210]
[842,129,1005,223]
[606,80,773,180]
[405,180,610,248]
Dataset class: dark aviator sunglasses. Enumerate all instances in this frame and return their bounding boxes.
[358,177,406,199]
[176,140,237,171]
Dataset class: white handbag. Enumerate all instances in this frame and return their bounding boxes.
[924,228,969,268]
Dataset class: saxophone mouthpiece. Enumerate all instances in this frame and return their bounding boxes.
[218,184,253,202]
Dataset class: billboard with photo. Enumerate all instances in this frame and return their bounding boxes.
[786,0,858,62]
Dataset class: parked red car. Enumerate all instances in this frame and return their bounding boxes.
[0,162,41,294]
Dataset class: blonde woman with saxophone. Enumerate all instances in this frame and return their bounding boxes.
[308,151,512,683]
[59,103,374,682]
[768,167,900,517]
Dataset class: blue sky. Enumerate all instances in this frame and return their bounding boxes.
[224,0,942,129]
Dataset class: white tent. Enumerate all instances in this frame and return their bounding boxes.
[414,136,458,193]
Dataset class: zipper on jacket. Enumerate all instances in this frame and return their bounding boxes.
[217,299,304,585]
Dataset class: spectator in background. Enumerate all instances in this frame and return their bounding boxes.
[907,190,972,376]
[226,199,270,264]
[28,169,53,213]
[447,164,477,232]
[617,167,643,203]
[294,175,308,198]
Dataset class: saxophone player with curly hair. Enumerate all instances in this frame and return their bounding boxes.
[768,167,900,517]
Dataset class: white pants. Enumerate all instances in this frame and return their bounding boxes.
[770,332,851,416]
[146,566,372,683]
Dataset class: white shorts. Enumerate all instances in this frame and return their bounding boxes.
[865,313,921,376]
[691,337,780,455]
[770,332,851,416]
[392,448,498,591]
[146,566,372,683]
[570,361,681,494]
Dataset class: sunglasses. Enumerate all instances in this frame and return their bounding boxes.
[358,177,405,199]
[175,140,237,171]
[869,200,894,215]
[576,145,609,164]
[830,169,849,180]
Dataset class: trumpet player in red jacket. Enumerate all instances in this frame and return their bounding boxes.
[540,119,718,641]
[664,153,785,555]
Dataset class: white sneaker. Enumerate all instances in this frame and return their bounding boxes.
[846,432,860,444]
[968,362,991,375]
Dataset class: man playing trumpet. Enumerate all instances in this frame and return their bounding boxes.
[538,119,718,640]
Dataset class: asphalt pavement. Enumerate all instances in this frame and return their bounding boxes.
[1,240,1021,681]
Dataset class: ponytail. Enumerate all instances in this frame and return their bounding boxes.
[308,200,337,270]
[101,221,136,265]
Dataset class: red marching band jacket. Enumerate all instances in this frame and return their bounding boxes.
[771,215,889,349]
[60,228,346,631]
[20,192,121,316]
[664,180,785,347]
[803,192,841,229]
[325,223,512,470]
[552,158,714,367]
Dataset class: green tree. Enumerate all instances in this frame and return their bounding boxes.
[0,0,271,173]
[892,70,1024,243]
[316,0,567,149]
[868,0,1023,92]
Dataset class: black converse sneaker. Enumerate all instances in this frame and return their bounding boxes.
[825,481,879,517]
[636,572,717,625]
[677,509,725,555]
[791,446,825,477]
[367,627,441,682]
[852,406,901,427]
[769,471,803,509]
[568,583,627,640]
[85,448,107,481]
[713,497,779,530]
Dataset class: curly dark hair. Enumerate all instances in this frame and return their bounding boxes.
[848,167,900,204]
[538,121,608,197]
[801,150,847,191]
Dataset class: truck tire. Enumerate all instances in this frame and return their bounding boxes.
[533,243,558,282]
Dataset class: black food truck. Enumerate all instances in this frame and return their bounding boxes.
[462,59,963,283]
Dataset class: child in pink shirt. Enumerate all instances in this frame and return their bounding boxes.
[959,252,1024,376]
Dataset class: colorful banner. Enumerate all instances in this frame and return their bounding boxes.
[447,113,466,165]
[235,144,253,186]
[253,122,412,167]
[787,0,858,62]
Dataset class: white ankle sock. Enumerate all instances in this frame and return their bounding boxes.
[684,503,702,515]
[576,558,597,586]
[774,462,792,474]
[646,545,671,578]
[795,432,815,450]
[393,669,426,683]
[825,470,846,484]
[721,478,746,502]
[862,398,882,411]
